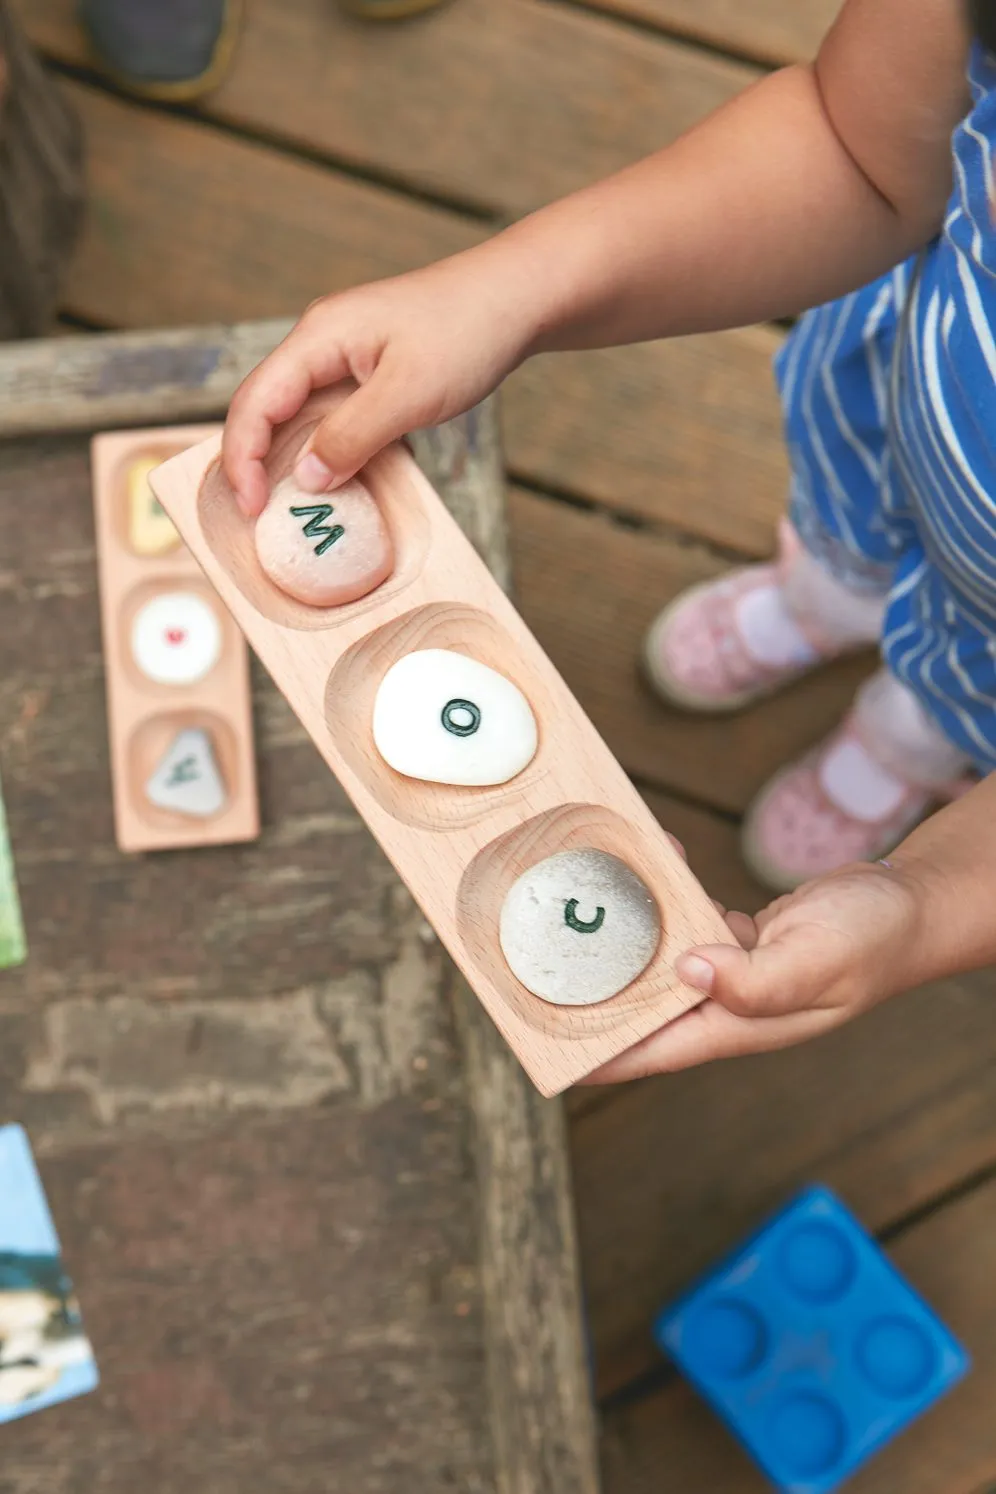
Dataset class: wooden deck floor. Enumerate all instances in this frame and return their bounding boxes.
[13,0,996,1487]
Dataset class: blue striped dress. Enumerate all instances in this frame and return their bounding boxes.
[775,39,996,771]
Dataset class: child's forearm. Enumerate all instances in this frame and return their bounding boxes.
[888,776,996,987]
[506,68,923,350]
[467,1,967,355]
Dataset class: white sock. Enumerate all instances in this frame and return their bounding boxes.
[781,544,887,649]
[818,670,970,821]
[852,670,970,784]
[734,585,820,668]
[732,530,887,670]
[819,737,910,821]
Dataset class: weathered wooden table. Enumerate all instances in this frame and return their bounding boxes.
[0,323,600,1494]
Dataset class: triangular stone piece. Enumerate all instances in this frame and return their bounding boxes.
[145,728,226,818]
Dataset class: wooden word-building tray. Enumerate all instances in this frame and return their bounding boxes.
[150,398,732,1095]
[91,427,259,853]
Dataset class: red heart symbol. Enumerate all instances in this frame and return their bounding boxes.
[164,628,187,646]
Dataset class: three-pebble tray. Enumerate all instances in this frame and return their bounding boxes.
[91,427,259,853]
[148,394,733,1095]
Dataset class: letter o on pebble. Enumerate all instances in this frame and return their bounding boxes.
[373,649,538,787]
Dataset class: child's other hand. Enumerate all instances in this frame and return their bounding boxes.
[584,862,927,1084]
[222,251,537,517]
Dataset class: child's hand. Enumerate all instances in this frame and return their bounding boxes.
[584,861,927,1083]
[222,251,539,517]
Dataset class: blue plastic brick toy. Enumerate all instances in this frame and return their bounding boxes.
[655,1186,969,1493]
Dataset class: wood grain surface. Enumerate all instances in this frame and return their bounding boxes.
[6,0,996,1483]
[0,372,598,1494]
[16,0,758,217]
[581,0,838,66]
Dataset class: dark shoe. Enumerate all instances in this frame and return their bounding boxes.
[337,0,450,18]
[78,0,242,100]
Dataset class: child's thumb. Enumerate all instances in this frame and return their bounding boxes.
[678,936,816,1019]
[294,371,412,491]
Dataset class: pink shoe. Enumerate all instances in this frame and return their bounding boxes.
[741,714,973,893]
[643,522,847,713]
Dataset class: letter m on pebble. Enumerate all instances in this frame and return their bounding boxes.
[290,504,345,556]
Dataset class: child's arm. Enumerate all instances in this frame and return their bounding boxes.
[583,774,996,1083]
[223,0,968,513]
[509,0,969,351]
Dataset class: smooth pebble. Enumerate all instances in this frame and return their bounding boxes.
[372,648,538,786]
[131,591,222,686]
[128,457,181,557]
[145,727,227,818]
[254,475,393,607]
[499,848,660,1006]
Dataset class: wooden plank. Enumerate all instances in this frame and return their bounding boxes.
[0,324,790,562]
[411,413,600,1494]
[582,0,836,68]
[0,410,598,1493]
[0,321,292,437]
[505,333,789,556]
[5,1115,500,1494]
[508,487,873,813]
[17,0,759,219]
[599,1176,996,1492]
[0,323,791,561]
[57,81,482,328]
[569,957,996,1398]
[453,983,601,1494]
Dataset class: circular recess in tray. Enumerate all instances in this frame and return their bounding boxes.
[197,411,428,632]
[372,647,538,788]
[456,804,673,1039]
[681,1299,769,1381]
[325,603,550,831]
[767,1393,847,1480]
[127,711,240,830]
[856,1316,938,1398]
[777,1223,857,1304]
[498,848,660,1007]
[119,450,183,558]
[254,474,394,608]
[130,590,222,686]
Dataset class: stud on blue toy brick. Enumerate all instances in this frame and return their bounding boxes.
[654,1185,969,1494]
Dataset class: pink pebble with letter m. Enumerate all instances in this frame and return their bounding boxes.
[254,475,394,607]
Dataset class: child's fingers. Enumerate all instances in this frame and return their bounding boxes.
[294,361,424,492]
[579,999,841,1083]
[724,909,759,949]
[223,331,351,515]
[677,936,835,1018]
